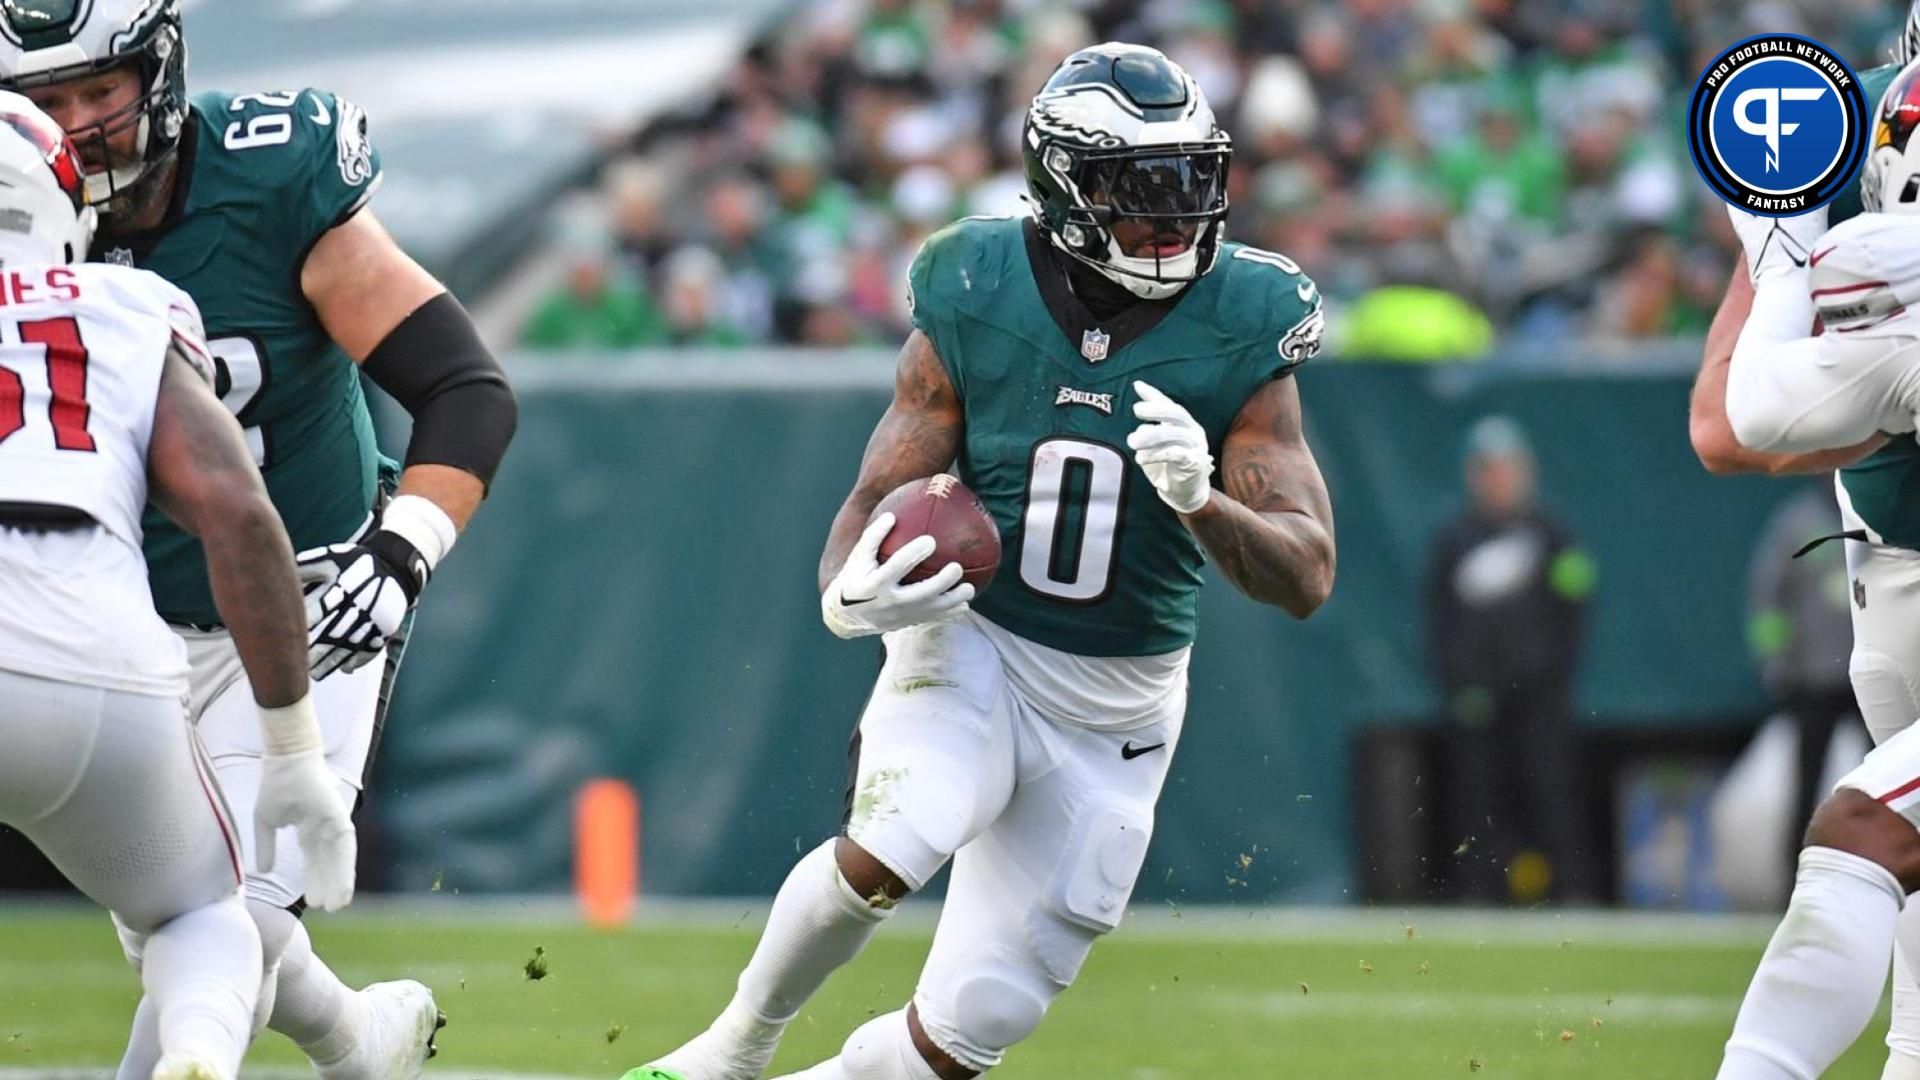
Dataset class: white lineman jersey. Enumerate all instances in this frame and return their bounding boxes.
[1726,213,1920,454]
[0,262,212,696]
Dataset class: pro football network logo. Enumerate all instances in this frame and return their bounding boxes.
[1687,34,1868,216]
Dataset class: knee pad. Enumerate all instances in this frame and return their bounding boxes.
[945,972,1047,1070]
[1852,647,1920,747]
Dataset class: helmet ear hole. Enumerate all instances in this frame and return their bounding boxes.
[1904,175,1920,206]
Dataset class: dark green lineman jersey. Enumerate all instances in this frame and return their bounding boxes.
[1825,63,1920,549]
[109,88,386,626]
[907,216,1324,657]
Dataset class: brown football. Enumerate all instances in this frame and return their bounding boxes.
[873,475,1001,590]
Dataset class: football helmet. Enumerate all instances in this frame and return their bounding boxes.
[0,0,187,209]
[1898,0,1920,66]
[0,89,95,263]
[1863,57,1920,214]
[1022,43,1231,300]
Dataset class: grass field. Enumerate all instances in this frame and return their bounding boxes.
[0,901,1894,1079]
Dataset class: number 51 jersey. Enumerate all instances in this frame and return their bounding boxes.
[0,262,209,695]
[906,216,1323,657]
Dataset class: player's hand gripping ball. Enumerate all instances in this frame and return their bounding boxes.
[873,474,1001,590]
[819,476,1000,640]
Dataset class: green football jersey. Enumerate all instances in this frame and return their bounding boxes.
[1827,63,1920,548]
[106,88,386,626]
[907,216,1323,657]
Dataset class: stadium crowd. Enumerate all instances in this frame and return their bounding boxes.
[519,0,1909,358]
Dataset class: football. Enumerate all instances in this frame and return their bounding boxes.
[873,475,1001,590]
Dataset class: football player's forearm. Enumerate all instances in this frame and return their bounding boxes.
[202,495,311,708]
[820,332,963,591]
[1691,260,1870,474]
[818,406,961,592]
[396,464,483,531]
[1184,495,1334,617]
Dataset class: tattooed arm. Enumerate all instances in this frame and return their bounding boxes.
[1183,377,1335,618]
[818,330,966,593]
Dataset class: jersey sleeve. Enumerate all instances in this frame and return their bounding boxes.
[161,285,215,385]
[1229,246,1325,379]
[1726,332,1919,452]
[293,89,382,239]
[905,224,967,401]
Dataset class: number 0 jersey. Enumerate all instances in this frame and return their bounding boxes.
[104,88,387,627]
[907,215,1323,657]
[0,262,209,695]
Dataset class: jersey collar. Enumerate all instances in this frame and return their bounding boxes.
[1023,218,1185,360]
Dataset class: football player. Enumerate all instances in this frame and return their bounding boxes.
[1709,54,1920,1080]
[1691,10,1920,1079]
[0,3,517,1078]
[623,43,1333,1080]
[0,92,354,1080]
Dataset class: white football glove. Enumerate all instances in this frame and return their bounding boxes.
[821,511,974,639]
[1127,380,1214,515]
[1727,204,1828,285]
[252,696,357,912]
[297,496,455,680]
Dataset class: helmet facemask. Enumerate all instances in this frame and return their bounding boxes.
[1049,143,1231,300]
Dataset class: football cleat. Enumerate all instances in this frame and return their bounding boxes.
[315,980,445,1080]
[619,1070,687,1080]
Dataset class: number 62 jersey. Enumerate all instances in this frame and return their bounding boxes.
[906,215,1323,658]
[108,87,387,628]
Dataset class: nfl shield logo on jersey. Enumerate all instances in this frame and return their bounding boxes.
[104,247,134,268]
[1080,328,1110,362]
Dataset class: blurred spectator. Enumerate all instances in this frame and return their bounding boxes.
[660,246,753,347]
[1428,417,1596,904]
[1746,483,1862,879]
[520,205,661,350]
[517,0,1819,353]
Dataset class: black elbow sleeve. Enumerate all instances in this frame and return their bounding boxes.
[361,292,517,490]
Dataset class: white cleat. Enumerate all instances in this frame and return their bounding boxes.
[640,1008,785,1080]
[314,979,446,1080]
[151,1053,230,1080]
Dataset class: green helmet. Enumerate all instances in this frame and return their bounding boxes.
[0,0,187,210]
[1021,42,1231,300]
[1900,0,1920,65]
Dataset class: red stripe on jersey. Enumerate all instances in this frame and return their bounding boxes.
[1877,772,1920,806]
[1810,280,1891,299]
[187,733,244,885]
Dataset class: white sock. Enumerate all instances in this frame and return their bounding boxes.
[252,901,361,1064]
[732,840,892,1028]
[772,1011,945,1080]
[1720,846,1906,1080]
[114,996,160,1080]
[840,1010,944,1080]
[141,896,261,1077]
[1887,910,1920,1072]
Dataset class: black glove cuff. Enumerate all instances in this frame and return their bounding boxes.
[366,529,430,602]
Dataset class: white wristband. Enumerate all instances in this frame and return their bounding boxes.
[259,692,323,758]
[380,494,458,572]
